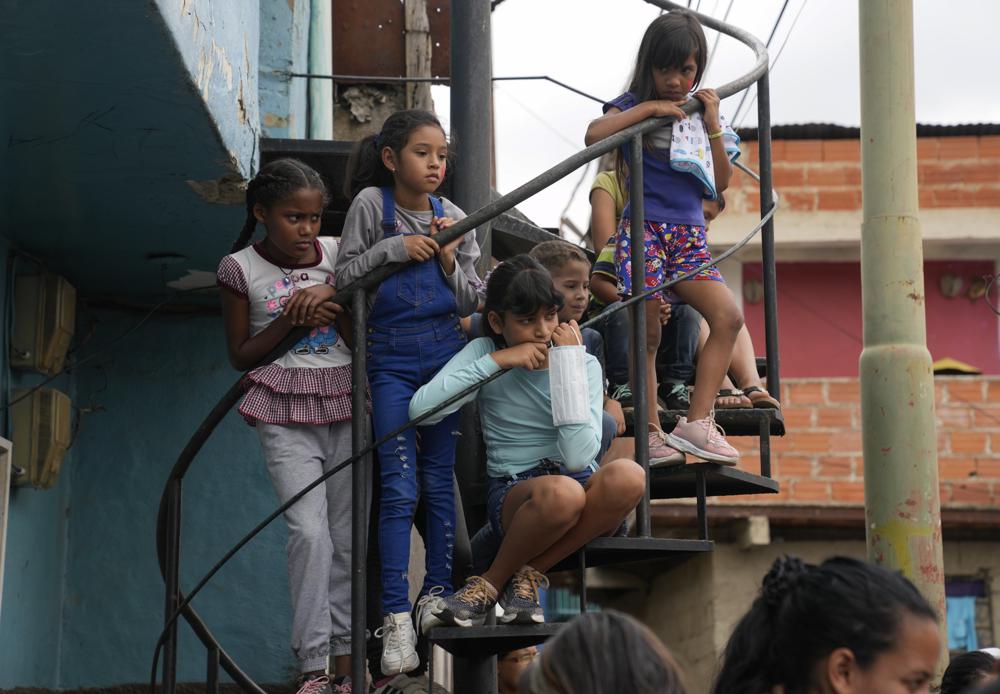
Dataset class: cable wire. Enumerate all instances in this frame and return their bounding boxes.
[729,0,791,124]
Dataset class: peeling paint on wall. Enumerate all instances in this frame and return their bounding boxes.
[187,171,247,205]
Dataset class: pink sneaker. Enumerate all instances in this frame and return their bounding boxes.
[666,415,739,465]
[648,430,686,467]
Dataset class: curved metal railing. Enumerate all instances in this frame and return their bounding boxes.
[153,1,779,691]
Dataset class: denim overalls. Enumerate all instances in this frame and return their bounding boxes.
[367,188,467,615]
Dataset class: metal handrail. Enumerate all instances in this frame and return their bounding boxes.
[153,1,775,690]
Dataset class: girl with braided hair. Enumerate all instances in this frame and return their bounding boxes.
[217,157,363,693]
[713,555,941,694]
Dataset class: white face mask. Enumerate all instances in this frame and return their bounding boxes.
[548,329,589,426]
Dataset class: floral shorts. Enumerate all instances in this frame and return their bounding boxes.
[613,218,723,302]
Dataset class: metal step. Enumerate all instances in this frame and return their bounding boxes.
[651,461,779,499]
[625,407,785,437]
[550,535,712,573]
[428,624,561,658]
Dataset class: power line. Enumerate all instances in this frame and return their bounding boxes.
[729,0,792,124]
[704,0,737,81]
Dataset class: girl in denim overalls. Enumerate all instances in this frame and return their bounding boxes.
[335,110,481,676]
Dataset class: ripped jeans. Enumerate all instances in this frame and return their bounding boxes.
[367,320,466,614]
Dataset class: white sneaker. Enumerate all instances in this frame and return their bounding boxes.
[375,612,419,675]
[415,586,446,636]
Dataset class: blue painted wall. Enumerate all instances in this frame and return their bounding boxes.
[260,0,311,139]
[57,308,296,687]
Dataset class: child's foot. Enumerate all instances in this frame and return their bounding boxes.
[295,675,331,694]
[660,382,691,410]
[435,576,497,627]
[415,586,446,635]
[330,676,353,694]
[498,565,549,624]
[648,430,686,467]
[666,415,740,465]
[375,612,419,675]
[611,383,633,409]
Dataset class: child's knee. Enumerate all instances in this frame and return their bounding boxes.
[602,459,645,506]
[709,304,743,338]
[534,478,586,524]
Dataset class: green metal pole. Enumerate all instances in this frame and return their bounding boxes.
[859,0,946,640]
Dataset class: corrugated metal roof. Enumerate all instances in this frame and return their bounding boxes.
[736,123,1000,141]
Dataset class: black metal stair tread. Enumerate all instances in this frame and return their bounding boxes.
[550,535,712,573]
[428,624,562,657]
[650,462,780,499]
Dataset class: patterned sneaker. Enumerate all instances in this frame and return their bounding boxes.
[435,576,498,627]
[375,612,419,675]
[330,676,353,694]
[415,585,446,636]
[611,383,633,409]
[498,565,549,624]
[666,415,740,465]
[660,382,691,410]
[648,430,686,467]
[296,675,332,694]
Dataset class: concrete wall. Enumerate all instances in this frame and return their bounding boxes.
[153,0,261,176]
[259,0,311,139]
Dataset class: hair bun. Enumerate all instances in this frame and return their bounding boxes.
[761,555,809,610]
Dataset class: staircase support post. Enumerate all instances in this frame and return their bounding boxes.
[630,135,651,538]
[858,0,946,662]
[351,291,370,690]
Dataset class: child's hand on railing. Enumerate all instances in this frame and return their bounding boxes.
[283,284,337,325]
[403,234,439,262]
[430,216,463,275]
[491,342,549,371]
[658,300,672,325]
[644,99,688,122]
[299,301,343,328]
[551,320,582,347]
[693,88,722,133]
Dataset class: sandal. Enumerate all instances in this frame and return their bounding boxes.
[716,388,752,409]
[742,385,780,409]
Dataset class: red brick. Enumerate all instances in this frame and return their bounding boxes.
[818,188,862,211]
[937,136,979,160]
[783,140,824,162]
[781,406,815,429]
[779,431,834,454]
[792,480,831,502]
[971,187,1000,207]
[776,455,814,478]
[818,456,853,478]
[975,457,1000,478]
[822,140,860,162]
[920,161,999,185]
[938,456,977,479]
[827,380,861,404]
[772,165,806,188]
[769,141,786,160]
[743,192,761,212]
[972,408,1000,429]
[804,165,862,187]
[979,136,1000,159]
[916,138,940,161]
[787,382,826,405]
[950,481,992,506]
[732,438,760,457]
[741,142,758,163]
[946,379,986,403]
[937,406,973,429]
[939,482,953,504]
[950,431,989,454]
[830,428,863,453]
[815,407,854,429]
[992,433,1000,453]
[918,188,934,209]
[830,481,866,504]
[784,190,817,211]
[934,381,947,403]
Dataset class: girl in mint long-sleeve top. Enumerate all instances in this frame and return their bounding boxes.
[409,255,644,628]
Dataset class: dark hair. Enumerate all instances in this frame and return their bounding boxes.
[481,255,564,345]
[343,109,447,199]
[231,158,327,253]
[629,11,708,104]
[529,240,590,273]
[716,191,726,212]
[520,610,685,694]
[712,555,938,694]
[940,651,1000,694]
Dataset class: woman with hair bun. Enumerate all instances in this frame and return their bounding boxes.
[713,555,941,694]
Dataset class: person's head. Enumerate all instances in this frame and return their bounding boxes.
[713,555,940,694]
[940,650,1000,694]
[482,255,564,348]
[519,610,685,694]
[629,11,708,104]
[499,647,538,693]
[232,158,328,257]
[344,109,448,200]
[529,241,592,323]
[703,192,726,225]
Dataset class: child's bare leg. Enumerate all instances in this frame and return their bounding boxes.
[673,280,743,421]
[526,459,645,573]
[627,299,665,429]
[730,323,762,390]
[480,476,585,590]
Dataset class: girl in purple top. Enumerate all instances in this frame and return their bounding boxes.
[584,10,742,465]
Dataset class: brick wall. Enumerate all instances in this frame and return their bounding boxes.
[730,135,1000,212]
[731,376,1000,507]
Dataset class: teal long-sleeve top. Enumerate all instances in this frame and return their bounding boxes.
[408,337,604,478]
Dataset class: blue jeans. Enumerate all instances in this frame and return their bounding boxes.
[658,304,701,385]
[595,301,630,391]
[368,321,466,614]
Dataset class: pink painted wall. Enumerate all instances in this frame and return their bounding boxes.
[742,260,999,377]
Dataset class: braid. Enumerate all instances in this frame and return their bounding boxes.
[230,159,329,253]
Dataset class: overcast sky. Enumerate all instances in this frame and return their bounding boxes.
[433,0,1000,233]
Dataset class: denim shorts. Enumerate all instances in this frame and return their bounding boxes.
[486,460,595,538]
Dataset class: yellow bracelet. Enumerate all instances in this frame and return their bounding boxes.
[708,129,724,140]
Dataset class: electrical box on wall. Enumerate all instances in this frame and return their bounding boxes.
[12,273,76,376]
[11,388,72,490]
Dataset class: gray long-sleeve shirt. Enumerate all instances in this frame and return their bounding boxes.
[334,186,482,316]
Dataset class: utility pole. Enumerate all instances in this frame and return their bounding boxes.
[858,0,946,655]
